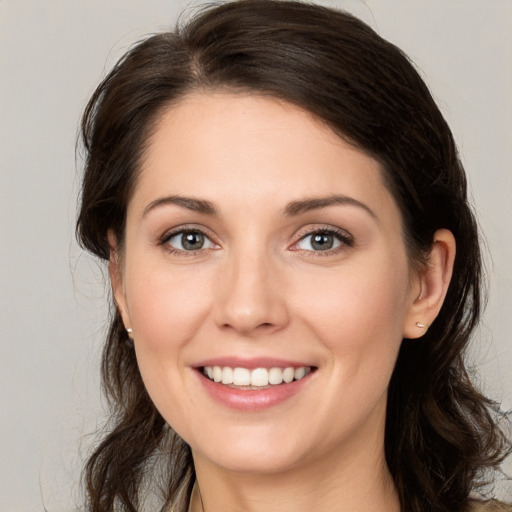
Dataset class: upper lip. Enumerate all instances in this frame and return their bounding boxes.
[193,356,315,369]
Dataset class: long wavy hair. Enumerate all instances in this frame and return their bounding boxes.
[76,1,511,511]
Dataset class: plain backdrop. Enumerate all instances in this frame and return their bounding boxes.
[1,1,511,510]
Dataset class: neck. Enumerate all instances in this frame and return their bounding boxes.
[189,416,400,512]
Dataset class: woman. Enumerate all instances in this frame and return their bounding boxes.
[76,1,511,511]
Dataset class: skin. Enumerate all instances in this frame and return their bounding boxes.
[109,92,455,512]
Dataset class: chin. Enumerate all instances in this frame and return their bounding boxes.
[188,425,311,475]
[196,447,304,476]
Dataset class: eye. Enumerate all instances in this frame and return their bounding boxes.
[293,228,352,252]
[164,229,217,252]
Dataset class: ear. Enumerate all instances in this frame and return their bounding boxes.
[107,230,132,332]
[403,229,456,339]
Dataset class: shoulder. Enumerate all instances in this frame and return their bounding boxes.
[469,499,512,511]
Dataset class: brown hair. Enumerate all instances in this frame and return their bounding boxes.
[76,1,511,511]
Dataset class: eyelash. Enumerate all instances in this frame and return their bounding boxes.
[159,226,215,256]
[291,227,354,256]
[158,226,353,257]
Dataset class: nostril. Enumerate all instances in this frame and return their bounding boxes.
[256,322,277,330]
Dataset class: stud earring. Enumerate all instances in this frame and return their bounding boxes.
[127,328,133,334]
[415,322,426,329]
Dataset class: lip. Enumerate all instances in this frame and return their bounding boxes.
[194,356,312,369]
[193,358,316,411]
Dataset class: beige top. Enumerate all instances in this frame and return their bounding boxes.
[469,500,512,511]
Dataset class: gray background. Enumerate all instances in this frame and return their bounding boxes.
[1,1,511,510]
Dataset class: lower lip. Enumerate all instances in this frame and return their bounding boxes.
[195,370,313,411]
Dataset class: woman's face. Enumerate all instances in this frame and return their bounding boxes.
[112,92,422,475]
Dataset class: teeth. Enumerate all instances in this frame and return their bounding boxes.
[221,366,233,384]
[268,367,283,385]
[203,365,311,387]
[233,367,251,386]
[294,367,306,380]
[213,366,222,383]
[250,368,268,386]
[283,367,294,383]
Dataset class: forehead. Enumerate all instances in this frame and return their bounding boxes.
[131,92,399,223]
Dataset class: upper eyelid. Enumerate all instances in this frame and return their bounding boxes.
[160,224,214,242]
[293,224,353,241]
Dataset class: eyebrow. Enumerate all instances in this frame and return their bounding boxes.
[142,193,376,219]
[283,195,376,218]
[142,195,220,217]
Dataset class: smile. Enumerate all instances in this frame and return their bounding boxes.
[202,366,312,388]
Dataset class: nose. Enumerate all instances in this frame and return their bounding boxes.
[213,249,289,336]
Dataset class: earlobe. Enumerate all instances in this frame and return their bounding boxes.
[107,230,131,331]
[403,229,456,339]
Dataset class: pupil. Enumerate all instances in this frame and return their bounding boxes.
[311,233,333,250]
[182,231,204,250]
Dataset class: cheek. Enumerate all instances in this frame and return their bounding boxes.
[125,261,212,351]
[294,254,410,379]
[302,267,407,333]
[122,260,215,430]
[288,258,410,438]
[122,257,214,410]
